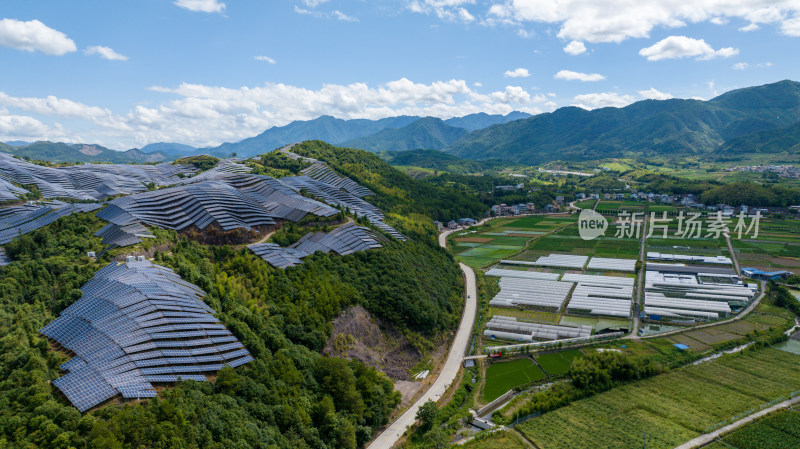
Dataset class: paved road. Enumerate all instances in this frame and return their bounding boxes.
[366,229,478,449]
[674,395,800,449]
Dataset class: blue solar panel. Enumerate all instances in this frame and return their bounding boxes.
[40,260,253,412]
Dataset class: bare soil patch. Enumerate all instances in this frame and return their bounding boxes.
[456,237,493,243]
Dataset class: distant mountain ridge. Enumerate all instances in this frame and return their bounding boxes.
[342,117,469,152]
[444,80,800,163]
[206,111,531,157]
[2,141,172,164]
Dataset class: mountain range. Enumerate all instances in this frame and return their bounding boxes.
[445,80,800,163]
[5,81,800,165]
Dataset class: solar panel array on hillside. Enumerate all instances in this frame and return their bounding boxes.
[40,260,253,412]
[0,153,197,200]
[248,223,383,268]
[301,163,374,197]
[98,181,278,231]
[95,221,154,248]
[0,177,28,202]
[0,202,102,245]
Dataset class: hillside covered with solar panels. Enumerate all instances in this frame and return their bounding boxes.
[0,141,488,449]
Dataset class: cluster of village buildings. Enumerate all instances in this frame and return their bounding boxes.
[724,164,800,178]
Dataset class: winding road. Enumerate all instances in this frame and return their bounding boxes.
[366,228,478,449]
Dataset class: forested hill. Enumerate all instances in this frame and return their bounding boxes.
[0,143,485,448]
[342,117,468,152]
[445,80,800,163]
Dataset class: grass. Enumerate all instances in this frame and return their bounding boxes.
[483,358,547,402]
[535,349,583,376]
[459,430,530,449]
[516,348,800,449]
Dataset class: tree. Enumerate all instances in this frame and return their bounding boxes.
[416,399,438,431]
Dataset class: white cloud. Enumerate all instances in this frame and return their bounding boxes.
[333,10,359,22]
[0,19,76,55]
[301,0,329,6]
[555,70,604,82]
[638,87,673,100]
[174,0,225,13]
[572,92,635,109]
[254,55,276,64]
[639,36,739,61]
[0,78,551,148]
[739,23,760,31]
[84,45,128,61]
[563,40,586,55]
[474,82,483,87]
[733,61,772,70]
[782,17,800,36]
[409,0,476,23]
[504,67,530,78]
[484,1,800,43]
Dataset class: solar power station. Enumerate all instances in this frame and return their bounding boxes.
[0,202,102,245]
[40,260,253,412]
[0,153,197,201]
[0,176,29,202]
[249,223,384,268]
[95,222,155,249]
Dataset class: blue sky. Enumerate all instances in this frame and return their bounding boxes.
[0,0,798,149]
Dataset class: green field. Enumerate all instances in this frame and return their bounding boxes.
[535,349,583,376]
[483,358,547,402]
[575,199,596,209]
[451,215,577,267]
[517,348,800,449]
[706,410,800,449]
[514,223,641,258]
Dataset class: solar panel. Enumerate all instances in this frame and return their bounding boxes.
[40,260,253,411]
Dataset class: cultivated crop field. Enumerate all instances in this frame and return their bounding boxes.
[706,410,800,449]
[483,358,546,402]
[513,222,640,258]
[535,349,582,376]
[451,215,576,267]
[517,348,800,449]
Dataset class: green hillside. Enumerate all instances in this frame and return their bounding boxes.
[0,144,484,449]
[446,80,800,163]
[343,117,468,152]
[7,141,170,164]
[718,121,800,154]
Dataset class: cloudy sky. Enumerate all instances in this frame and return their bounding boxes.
[1,0,798,149]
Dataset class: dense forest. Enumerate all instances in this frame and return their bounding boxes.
[0,144,482,448]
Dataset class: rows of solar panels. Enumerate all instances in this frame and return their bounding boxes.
[40,260,253,412]
[0,153,198,201]
[248,223,384,268]
[0,202,102,245]
[97,163,405,242]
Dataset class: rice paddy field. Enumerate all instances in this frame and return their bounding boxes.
[704,410,800,449]
[516,348,800,449]
[450,215,576,267]
[483,358,547,402]
[731,221,800,273]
